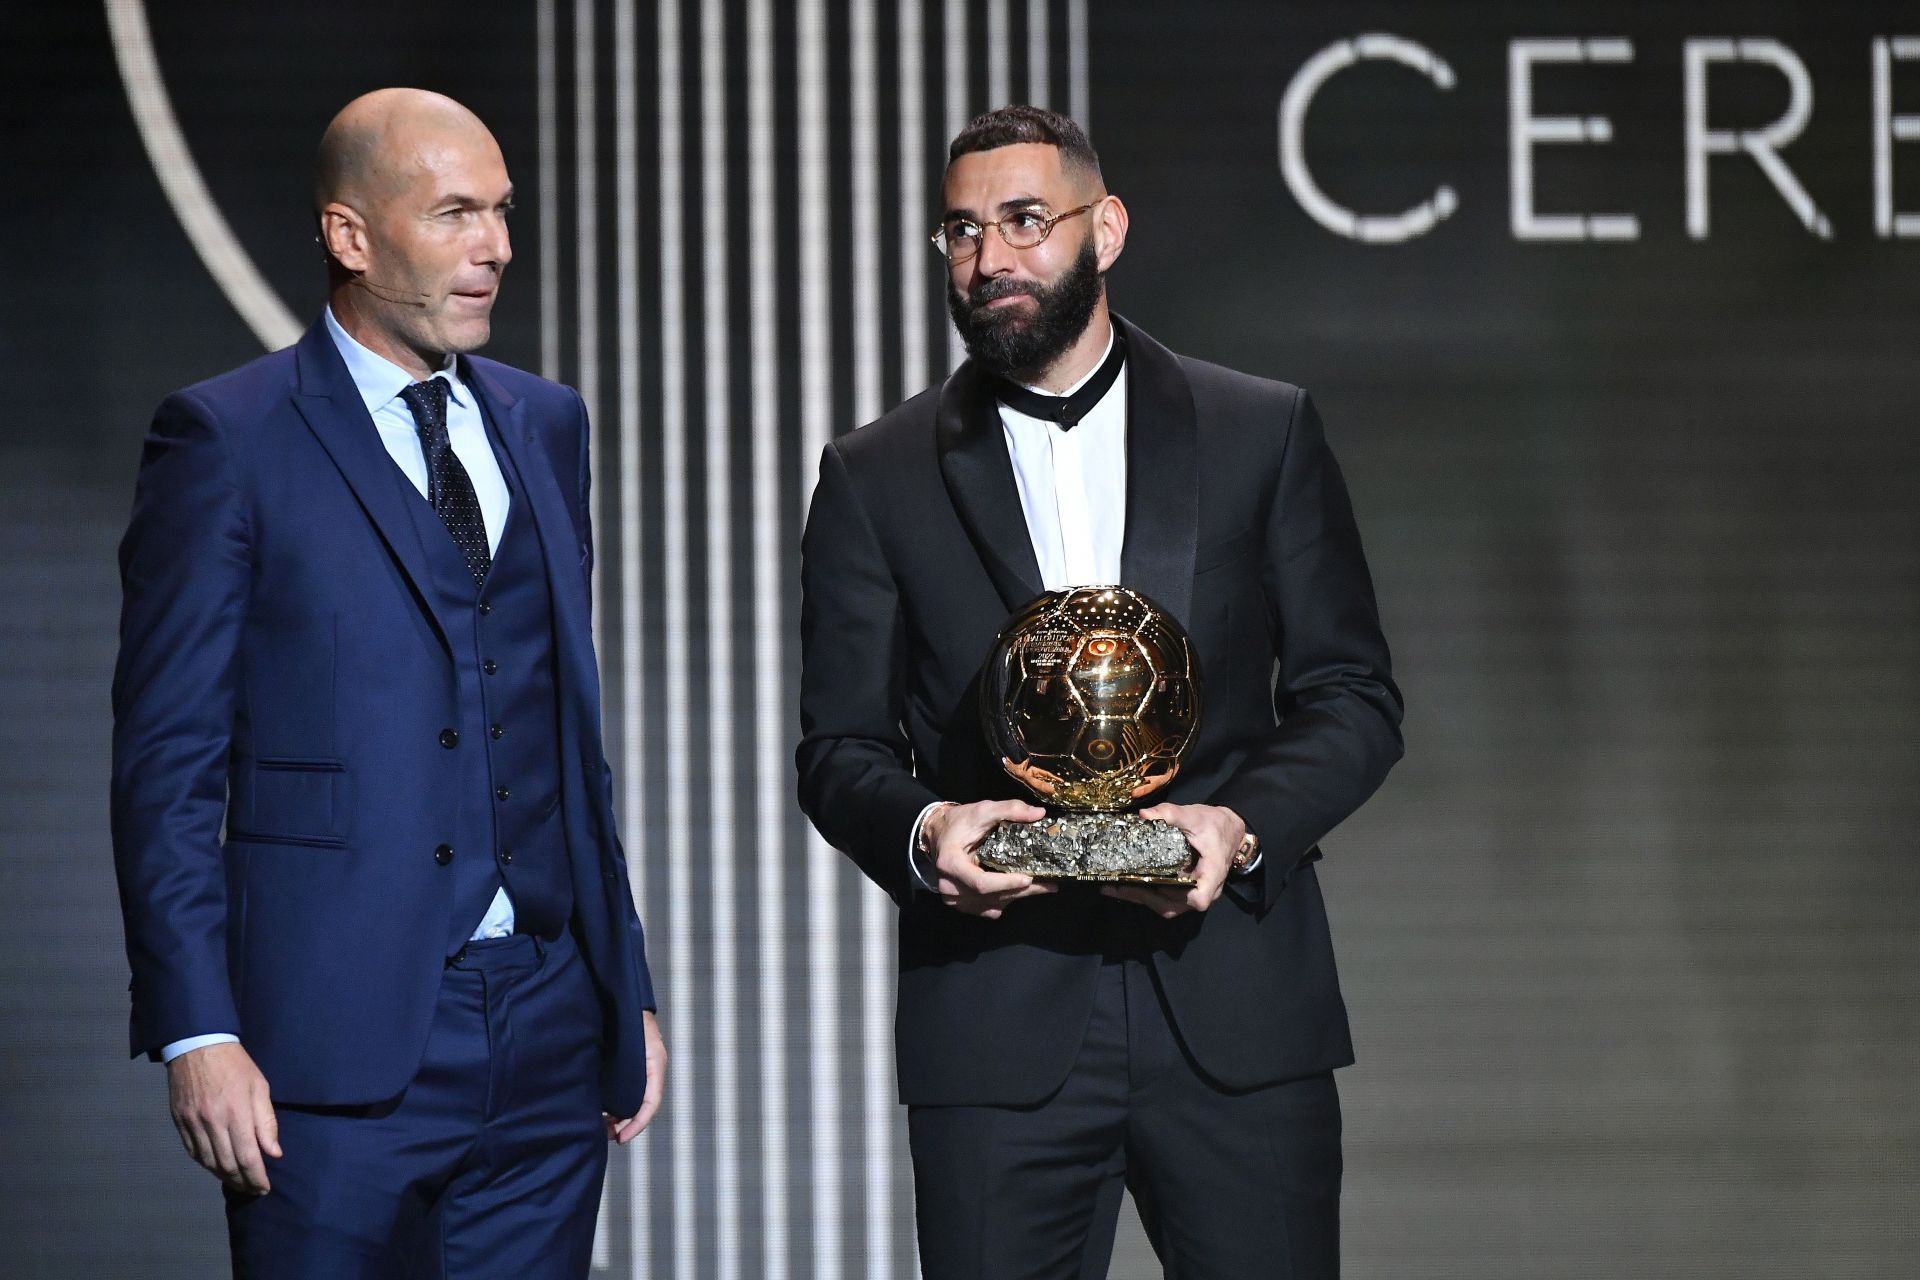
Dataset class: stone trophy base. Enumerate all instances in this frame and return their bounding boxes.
[976,811,1196,885]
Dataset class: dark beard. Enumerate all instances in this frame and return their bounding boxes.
[946,241,1103,380]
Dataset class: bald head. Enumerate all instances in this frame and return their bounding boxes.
[314,88,515,379]
[314,88,494,215]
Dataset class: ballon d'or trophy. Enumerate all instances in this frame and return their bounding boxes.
[976,585,1202,884]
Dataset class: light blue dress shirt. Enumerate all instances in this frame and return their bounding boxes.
[160,312,518,1064]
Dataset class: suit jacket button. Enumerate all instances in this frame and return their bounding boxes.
[483,659,499,675]
[477,601,493,616]
[500,849,515,865]
[439,728,459,749]
[434,843,454,865]
[489,724,504,740]
[495,786,510,801]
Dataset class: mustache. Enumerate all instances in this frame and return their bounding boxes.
[966,278,1037,307]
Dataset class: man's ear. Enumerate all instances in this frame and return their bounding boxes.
[319,203,370,274]
[1093,194,1129,272]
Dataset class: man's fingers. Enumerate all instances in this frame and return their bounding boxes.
[967,867,1038,897]
[231,1119,272,1195]
[252,1084,282,1160]
[612,1107,651,1144]
[943,798,1046,846]
[171,1113,202,1162]
[612,1011,667,1143]
[1187,857,1228,912]
[941,870,1060,917]
[1100,883,1190,918]
[205,1120,242,1182]
[629,1066,665,1137]
[940,858,1033,899]
[1137,802,1188,831]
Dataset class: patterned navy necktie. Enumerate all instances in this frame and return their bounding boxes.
[399,377,492,586]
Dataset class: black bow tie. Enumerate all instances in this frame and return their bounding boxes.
[992,329,1127,430]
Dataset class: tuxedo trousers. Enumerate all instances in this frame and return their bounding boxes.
[908,950,1343,1280]
[226,931,606,1279]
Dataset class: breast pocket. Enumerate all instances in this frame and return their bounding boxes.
[230,757,349,848]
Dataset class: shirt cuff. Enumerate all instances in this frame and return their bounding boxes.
[907,800,953,893]
[160,1033,240,1063]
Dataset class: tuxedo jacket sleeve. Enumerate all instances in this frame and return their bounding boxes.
[1207,385,1404,910]
[795,439,944,906]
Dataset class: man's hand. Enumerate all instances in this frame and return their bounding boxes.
[921,799,1056,919]
[606,1010,667,1144]
[1100,803,1247,919]
[166,1041,280,1195]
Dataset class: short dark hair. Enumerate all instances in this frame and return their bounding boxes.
[948,105,1102,184]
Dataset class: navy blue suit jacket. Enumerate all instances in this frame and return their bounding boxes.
[111,320,655,1113]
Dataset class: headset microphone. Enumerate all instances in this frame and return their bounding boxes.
[349,275,433,308]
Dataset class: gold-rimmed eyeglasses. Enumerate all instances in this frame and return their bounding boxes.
[931,202,1097,264]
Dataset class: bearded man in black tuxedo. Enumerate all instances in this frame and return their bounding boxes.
[797,105,1403,1279]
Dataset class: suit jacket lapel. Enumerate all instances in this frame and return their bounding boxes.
[290,322,453,656]
[1115,316,1199,630]
[464,360,604,717]
[936,360,1048,613]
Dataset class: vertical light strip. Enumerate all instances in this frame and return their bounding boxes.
[747,0,790,1273]
[898,0,928,397]
[655,1,697,1276]
[848,4,894,1272]
[611,0,643,992]
[1069,0,1088,128]
[574,0,602,636]
[944,0,968,371]
[795,1,841,1277]
[1026,0,1049,107]
[612,0,649,1269]
[537,0,560,381]
[896,7,929,1271]
[986,0,1009,108]
[699,4,742,1278]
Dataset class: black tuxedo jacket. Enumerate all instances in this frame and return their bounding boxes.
[797,316,1403,1106]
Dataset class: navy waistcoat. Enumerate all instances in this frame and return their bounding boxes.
[399,408,573,952]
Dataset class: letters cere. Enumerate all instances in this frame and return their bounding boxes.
[1278,34,1920,243]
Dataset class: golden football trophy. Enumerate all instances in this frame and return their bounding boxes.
[976,585,1202,884]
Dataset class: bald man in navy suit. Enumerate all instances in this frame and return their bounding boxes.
[112,89,664,1277]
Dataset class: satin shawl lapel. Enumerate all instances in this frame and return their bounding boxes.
[463,361,604,719]
[1115,316,1199,630]
[290,322,452,656]
[935,360,1047,613]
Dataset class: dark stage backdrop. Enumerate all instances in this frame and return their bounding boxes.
[3,2,1916,1276]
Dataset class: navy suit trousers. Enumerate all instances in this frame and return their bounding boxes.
[225,932,606,1279]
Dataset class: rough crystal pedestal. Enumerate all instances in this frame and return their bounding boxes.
[975,811,1195,885]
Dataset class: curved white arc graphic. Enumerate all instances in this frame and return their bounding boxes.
[105,0,303,351]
